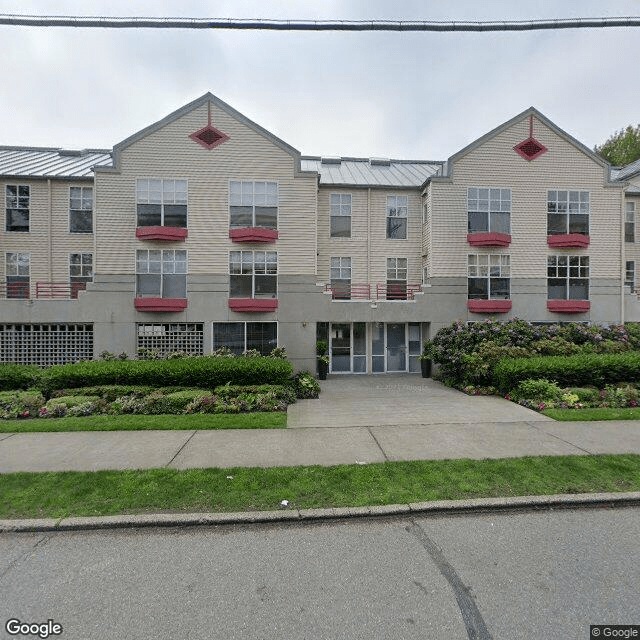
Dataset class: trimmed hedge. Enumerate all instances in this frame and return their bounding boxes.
[0,364,42,391]
[39,357,293,395]
[494,352,640,391]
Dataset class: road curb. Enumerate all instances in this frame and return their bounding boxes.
[2,491,639,533]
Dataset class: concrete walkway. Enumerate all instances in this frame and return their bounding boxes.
[1,377,640,473]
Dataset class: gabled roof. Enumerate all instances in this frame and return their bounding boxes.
[0,146,112,178]
[301,157,442,187]
[111,92,302,162]
[437,106,611,180]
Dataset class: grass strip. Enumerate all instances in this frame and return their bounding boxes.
[543,407,640,421]
[0,412,286,433]
[1,454,639,520]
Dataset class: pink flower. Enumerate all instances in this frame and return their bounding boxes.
[537,402,546,411]
[20,410,30,418]
[504,394,511,400]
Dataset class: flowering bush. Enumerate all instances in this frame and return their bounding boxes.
[431,319,633,388]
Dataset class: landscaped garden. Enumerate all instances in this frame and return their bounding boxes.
[426,319,640,420]
[0,348,320,431]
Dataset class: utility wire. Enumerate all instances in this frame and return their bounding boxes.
[0,15,640,31]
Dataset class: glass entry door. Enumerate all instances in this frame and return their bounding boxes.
[386,323,406,371]
[330,322,366,373]
[372,322,422,373]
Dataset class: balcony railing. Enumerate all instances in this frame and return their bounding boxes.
[324,283,422,301]
[0,282,88,300]
[36,282,87,299]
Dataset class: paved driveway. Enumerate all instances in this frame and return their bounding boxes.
[286,375,553,429]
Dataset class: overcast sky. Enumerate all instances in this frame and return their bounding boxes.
[0,0,638,162]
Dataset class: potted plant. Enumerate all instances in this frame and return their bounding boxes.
[316,339,329,380]
[418,341,433,378]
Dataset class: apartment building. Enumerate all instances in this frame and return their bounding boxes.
[1,93,639,373]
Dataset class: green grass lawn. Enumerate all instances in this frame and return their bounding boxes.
[1,454,638,520]
[543,407,640,421]
[0,412,286,432]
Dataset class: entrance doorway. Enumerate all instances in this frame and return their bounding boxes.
[327,322,422,374]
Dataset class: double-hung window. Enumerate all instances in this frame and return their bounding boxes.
[69,187,93,233]
[6,185,30,232]
[5,252,30,298]
[212,322,277,355]
[547,191,589,235]
[136,179,187,227]
[229,251,277,298]
[69,253,93,298]
[547,255,589,300]
[467,188,511,234]
[330,194,351,237]
[626,261,635,292]
[330,257,352,299]
[136,249,187,298]
[468,254,510,299]
[626,202,636,243]
[229,181,277,229]
[387,257,408,299]
[386,195,407,239]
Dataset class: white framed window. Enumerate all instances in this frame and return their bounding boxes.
[547,255,589,300]
[468,254,510,300]
[386,195,408,239]
[69,186,93,233]
[625,201,635,243]
[69,253,93,298]
[330,256,351,299]
[626,261,635,292]
[467,188,511,234]
[387,257,408,300]
[136,179,187,227]
[136,249,187,298]
[5,185,30,232]
[547,190,589,235]
[229,181,278,229]
[212,322,277,355]
[5,252,30,298]
[229,250,277,298]
[330,193,351,237]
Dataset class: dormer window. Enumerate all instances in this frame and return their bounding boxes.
[136,179,187,227]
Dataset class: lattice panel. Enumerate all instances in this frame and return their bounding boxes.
[137,323,204,356]
[0,324,94,365]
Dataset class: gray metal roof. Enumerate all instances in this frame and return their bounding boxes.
[611,157,640,182]
[0,147,112,178]
[301,157,442,187]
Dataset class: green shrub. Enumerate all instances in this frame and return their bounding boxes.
[293,371,320,399]
[39,356,293,395]
[0,364,42,391]
[567,387,600,403]
[494,352,640,391]
[0,389,46,419]
[213,384,296,404]
[512,378,563,402]
[45,395,101,410]
[50,385,159,402]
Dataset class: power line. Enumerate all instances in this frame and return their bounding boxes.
[0,15,640,31]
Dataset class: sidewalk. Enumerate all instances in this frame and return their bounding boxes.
[1,418,640,473]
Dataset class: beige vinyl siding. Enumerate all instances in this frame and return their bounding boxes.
[96,102,317,278]
[317,187,369,285]
[1,178,92,286]
[624,196,640,272]
[317,187,422,288]
[50,180,94,284]
[431,116,623,280]
[422,187,432,276]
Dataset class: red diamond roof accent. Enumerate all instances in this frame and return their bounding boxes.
[189,124,230,150]
[514,136,547,161]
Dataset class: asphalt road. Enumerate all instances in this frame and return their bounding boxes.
[1,507,638,640]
